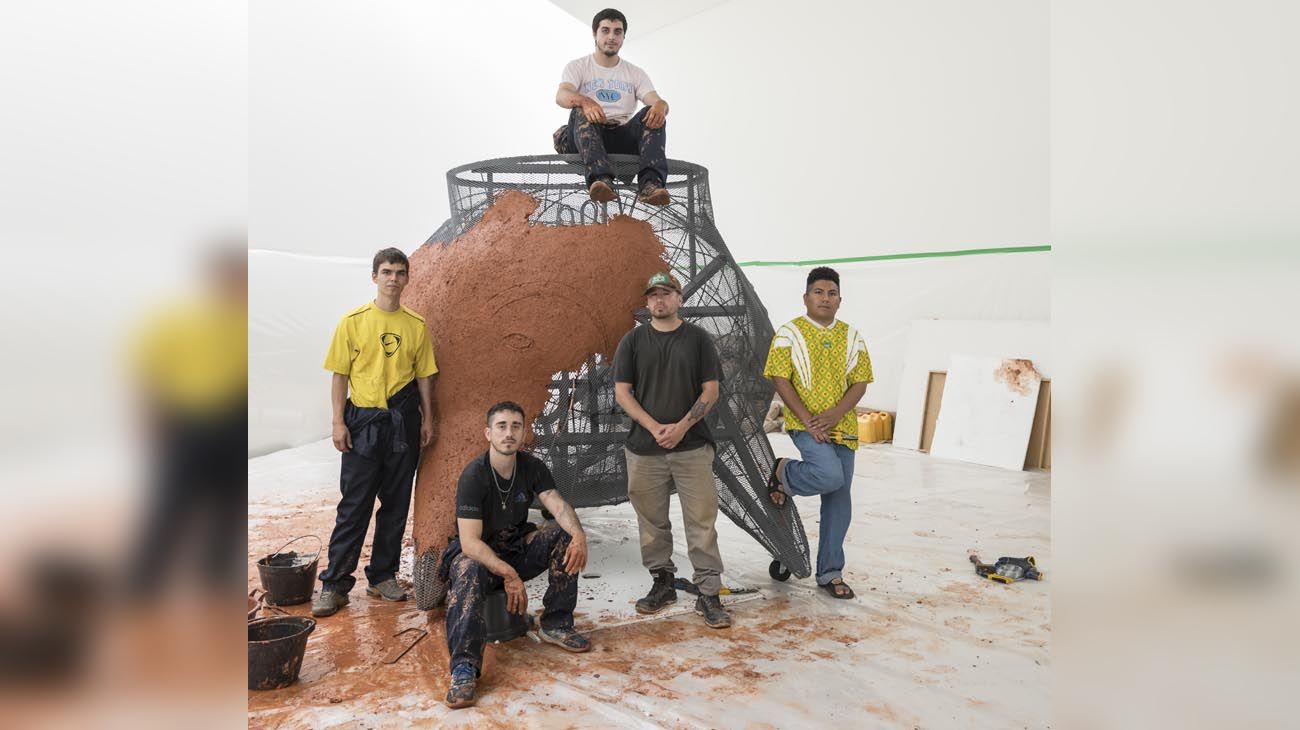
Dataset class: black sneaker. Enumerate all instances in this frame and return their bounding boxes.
[634,570,677,615]
[694,594,732,629]
[444,663,477,709]
[637,178,670,206]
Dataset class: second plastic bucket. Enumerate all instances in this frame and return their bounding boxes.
[255,535,321,606]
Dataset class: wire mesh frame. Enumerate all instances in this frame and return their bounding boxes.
[427,154,811,580]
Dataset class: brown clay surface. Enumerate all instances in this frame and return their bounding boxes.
[401,191,666,565]
[993,358,1042,396]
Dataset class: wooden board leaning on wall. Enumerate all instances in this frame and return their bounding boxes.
[917,372,1051,471]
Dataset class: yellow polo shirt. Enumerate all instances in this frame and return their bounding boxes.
[134,296,247,416]
[323,302,438,408]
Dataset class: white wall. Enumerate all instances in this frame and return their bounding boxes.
[251,0,583,258]
[249,251,373,455]
[629,0,1049,261]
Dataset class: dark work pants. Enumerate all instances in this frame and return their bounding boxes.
[566,106,667,188]
[444,524,579,674]
[318,395,421,593]
[129,401,246,599]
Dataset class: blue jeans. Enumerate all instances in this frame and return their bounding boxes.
[782,430,856,585]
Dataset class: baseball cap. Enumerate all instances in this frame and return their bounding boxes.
[643,271,682,295]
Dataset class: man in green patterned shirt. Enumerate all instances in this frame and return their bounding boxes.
[762,266,873,599]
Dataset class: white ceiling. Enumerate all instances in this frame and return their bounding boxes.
[547,0,734,37]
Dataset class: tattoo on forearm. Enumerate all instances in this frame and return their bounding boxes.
[688,396,711,422]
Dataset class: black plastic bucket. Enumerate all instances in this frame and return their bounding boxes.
[482,588,530,643]
[256,536,321,606]
[248,616,316,690]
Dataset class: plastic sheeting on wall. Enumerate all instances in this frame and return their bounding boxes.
[249,250,374,456]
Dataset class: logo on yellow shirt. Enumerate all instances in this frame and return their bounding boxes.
[381,333,402,357]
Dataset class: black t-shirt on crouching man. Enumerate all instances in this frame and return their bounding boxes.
[613,321,722,456]
[455,450,557,542]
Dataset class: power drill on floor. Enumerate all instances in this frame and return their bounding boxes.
[969,554,1043,584]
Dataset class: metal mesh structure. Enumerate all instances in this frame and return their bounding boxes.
[425,154,811,580]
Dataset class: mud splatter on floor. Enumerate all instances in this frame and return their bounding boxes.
[249,434,1052,728]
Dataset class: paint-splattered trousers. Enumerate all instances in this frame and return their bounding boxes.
[783,430,857,585]
[624,444,725,596]
[319,381,421,594]
[442,524,579,674]
[559,106,668,188]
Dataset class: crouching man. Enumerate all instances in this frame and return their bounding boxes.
[439,401,591,709]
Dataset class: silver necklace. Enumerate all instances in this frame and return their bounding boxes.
[490,457,517,512]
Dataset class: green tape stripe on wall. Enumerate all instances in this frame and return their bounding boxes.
[738,245,1051,268]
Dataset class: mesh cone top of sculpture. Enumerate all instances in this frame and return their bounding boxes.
[408,155,810,609]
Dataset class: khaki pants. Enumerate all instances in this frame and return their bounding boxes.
[624,444,724,596]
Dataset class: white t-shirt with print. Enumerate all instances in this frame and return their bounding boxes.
[561,55,655,126]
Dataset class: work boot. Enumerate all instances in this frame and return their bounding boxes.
[311,589,349,617]
[365,578,407,602]
[635,570,677,615]
[588,176,616,203]
[637,178,670,206]
[539,625,592,653]
[694,594,732,629]
[444,663,478,709]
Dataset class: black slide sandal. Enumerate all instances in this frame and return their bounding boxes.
[820,578,855,599]
[767,458,788,508]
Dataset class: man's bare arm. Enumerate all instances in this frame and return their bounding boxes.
[556,82,584,108]
[458,518,528,613]
[537,490,588,575]
[330,373,351,452]
[615,381,663,432]
[538,490,584,538]
[457,518,517,580]
[682,379,719,425]
[417,374,435,447]
[656,380,720,450]
[642,91,669,129]
[809,381,869,431]
[769,376,813,424]
[770,375,832,443]
[556,82,606,123]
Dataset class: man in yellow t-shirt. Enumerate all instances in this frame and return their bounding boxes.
[762,266,872,600]
[313,248,438,617]
[129,244,247,600]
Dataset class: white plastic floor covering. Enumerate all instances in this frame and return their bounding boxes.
[248,434,1051,729]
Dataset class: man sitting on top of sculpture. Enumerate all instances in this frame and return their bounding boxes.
[439,401,592,709]
[553,7,671,206]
